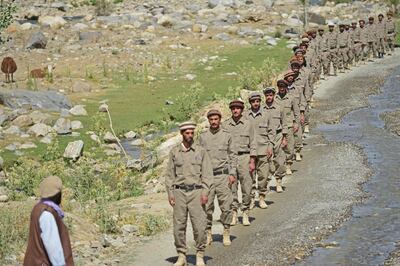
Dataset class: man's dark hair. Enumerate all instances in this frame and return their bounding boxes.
[42,192,62,205]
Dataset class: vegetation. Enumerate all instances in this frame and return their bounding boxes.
[0,0,16,43]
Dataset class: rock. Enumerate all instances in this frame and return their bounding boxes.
[104,149,120,156]
[192,24,208,33]
[51,2,69,12]
[24,8,40,20]
[285,16,303,27]
[72,81,91,93]
[213,33,231,41]
[157,15,175,28]
[29,111,52,124]
[90,134,101,143]
[157,135,181,159]
[40,135,53,144]
[307,12,326,25]
[237,27,264,38]
[264,0,274,8]
[121,224,138,234]
[11,115,34,128]
[63,140,84,160]
[124,131,137,140]
[126,159,143,171]
[60,109,70,117]
[130,139,145,146]
[208,0,235,8]
[79,31,102,43]
[4,125,21,135]
[98,103,108,112]
[26,32,48,49]
[53,118,72,135]
[185,74,197,80]
[5,143,18,151]
[38,16,67,29]
[0,195,9,202]
[101,235,111,248]
[20,23,33,30]
[0,90,71,111]
[165,100,174,105]
[265,36,278,46]
[71,121,83,130]
[72,23,88,31]
[69,105,88,116]
[20,142,37,149]
[103,132,118,143]
[0,112,10,126]
[28,123,53,137]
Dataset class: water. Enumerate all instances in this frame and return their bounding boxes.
[301,68,400,264]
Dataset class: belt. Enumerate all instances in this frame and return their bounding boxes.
[354,41,360,44]
[276,129,282,134]
[213,168,229,176]
[388,31,394,34]
[340,46,347,48]
[330,47,337,49]
[238,151,250,155]
[174,184,202,191]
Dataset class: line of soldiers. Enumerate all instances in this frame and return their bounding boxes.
[164,12,396,266]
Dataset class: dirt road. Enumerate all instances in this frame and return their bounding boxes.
[117,51,400,265]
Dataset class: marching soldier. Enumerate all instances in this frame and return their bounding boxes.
[359,19,368,62]
[275,79,300,176]
[318,27,330,79]
[376,14,387,58]
[337,22,350,72]
[245,92,274,209]
[346,21,355,66]
[223,100,256,226]
[165,121,213,266]
[366,16,378,60]
[386,11,396,55]
[325,22,339,76]
[199,109,237,247]
[262,87,288,193]
[351,21,363,64]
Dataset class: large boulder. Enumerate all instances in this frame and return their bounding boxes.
[63,140,84,160]
[11,115,34,128]
[103,132,119,143]
[28,123,53,137]
[71,81,91,93]
[26,32,48,49]
[69,105,88,116]
[53,118,72,135]
[0,90,71,111]
[156,135,181,159]
[4,125,21,135]
[39,16,67,29]
[157,15,176,28]
[29,110,52,124]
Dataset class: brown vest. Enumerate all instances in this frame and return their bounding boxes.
[23,202,74,266]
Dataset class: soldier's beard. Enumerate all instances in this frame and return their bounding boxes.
[183,137,194,145]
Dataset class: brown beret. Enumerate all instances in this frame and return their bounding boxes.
[290,61,301,68]
[263,87,276,94]
[284,71,297,79]
[179,121,196,131]
[387,11,393,16]
[207,109,222,118]
[229,99,244,109]
[39,176,62,198]
[277,79,288,87]
[248,92,262,101]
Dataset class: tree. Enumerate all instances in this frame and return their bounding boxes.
[0,0,17,43]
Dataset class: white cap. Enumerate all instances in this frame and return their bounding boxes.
[328,21,335,26]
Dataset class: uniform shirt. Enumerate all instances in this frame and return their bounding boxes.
[293,70,310,106]
[359,26,368,44]
[288,81,306,112]
[337,30,350,48]
[165,142,213,197]
[222,116,257,156]
[352,27,361,43]
[199,128,237,177]
[325,30,339,49]
[386,18,396,33]
[319,33,329,52]
[245,108,273,156]
[375,20,387,38]
[263,102,288,138]
[275,92,300,128]
[347,29,355,47]
[39,211,66,266]
[366,23,377,42]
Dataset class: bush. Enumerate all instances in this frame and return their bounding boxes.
[139,214,168,236]
[238,58,279,90]
[0,0,17,44]
[95,0,113,16]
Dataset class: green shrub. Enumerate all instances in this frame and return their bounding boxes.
[140,214,168,236]
[238,58,279,90]
[0,0,17,44]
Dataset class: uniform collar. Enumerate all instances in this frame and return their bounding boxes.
[180,142,196,152]
[249,108,262,117]
[263,102,277,109]
[228,116,245,125]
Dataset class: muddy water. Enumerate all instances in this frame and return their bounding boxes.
[301,68,400,264]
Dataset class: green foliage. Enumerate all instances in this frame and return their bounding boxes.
[238,58,279,90]
[274,31,282,38]
[95,0,113,16]
[139,214,168,236]
[42,138,62,161]
[0,206,30,263]
[0,0,16,43]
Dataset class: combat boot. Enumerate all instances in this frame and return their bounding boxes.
[259,195,268,209]
[296,152,302,161]
[196,251,205,266]
[223,228,231,246]
[304,125,310,133]
[286,163,293,175]
[276,179,283,193]
[242,210,250,226]
[249,197,255,210]
[206,229,212,246]
[174,253,187,266]
[230,210,238,226]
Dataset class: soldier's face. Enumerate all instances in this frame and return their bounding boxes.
[230,107,243,118]
[351,23,356,29]
[286,76,294,83]
[208,115,221,130]
[278,86,287,94]
[265,93,275,104]
[345,25,350,30]
[360,21,365,27]
[291,66,300,73]
[369,19,373,24]
[312,33,316,38]
[250,99,261,110]
[318,30,324,36]
[379,16,383,22]
[181,129,194,144]
[329,26,334,32]
[339,26,344,32]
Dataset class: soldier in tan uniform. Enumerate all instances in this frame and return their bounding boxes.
[223,99,256,226]
[337,22,350,73]
[351,21,363,64]
[345,22,355,67]
[262,87,288,193]
[318,27,330,79]
[325,22,339,76]
[165,121,213,266]
[359,19,369,62]
[199,109,236,247]
[245,92,274,209]
[366,16,378,60]
[275,79,300,176]
[376,14,387,58]
[386,11,396,54]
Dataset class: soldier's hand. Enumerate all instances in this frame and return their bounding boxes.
[168,196,175,206]
[249,160,256,173]
[281,137,288,148]
[294,124,299,133]
[200,195,208,205]
[228,175,236,186]
[266,147,273,159]
[300,114,305,125]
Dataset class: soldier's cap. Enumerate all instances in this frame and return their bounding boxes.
[318,27,325,31]
[369,16,374,20]
[328,21,335,26]
[207,109,222,118]
[359,18,365,22]
[284,71,297,79]
[339,21,345,26]
[351,21,357,24]
[179,121,196,131]
[229,99,245,109]
[39,175,62,198]
[248,91,262,102]
[263,87,276,94]
[301,37,309,42]
[295,48,305,55]
[290,60,301,68]
[277,79,288,88]
[387,11,393,16]
[378,13,384,17]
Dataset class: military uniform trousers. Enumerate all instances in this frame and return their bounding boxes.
[353,43,363,62]
[338,47,349,69]
[252,155,271,197]
[347,46,355,64]
[231,154,253,212]
[387,33,395,52]
[284,127,295,164]
[271,133,286,179]
[173,189,207,254]
[327,49,338,74]
[294,121,303,153]
[365,41,377,58]
[206,174,233,229]
[377,37,386,54]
